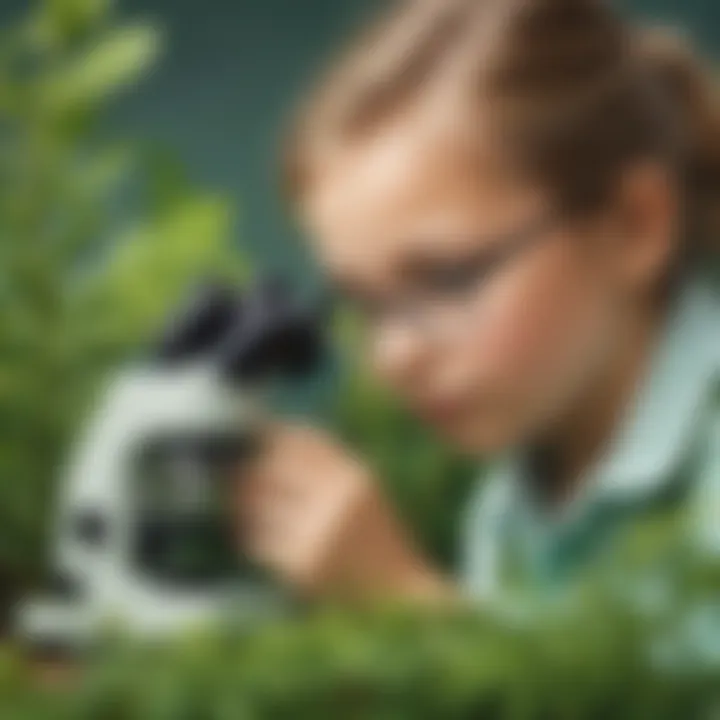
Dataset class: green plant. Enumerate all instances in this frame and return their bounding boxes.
[331,318,476,569]
[2,540,720,719]
[0,0,244,595]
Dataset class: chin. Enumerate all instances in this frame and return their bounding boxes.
[432,416,519,456]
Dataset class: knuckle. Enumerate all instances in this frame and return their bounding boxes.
[341,467,373,503]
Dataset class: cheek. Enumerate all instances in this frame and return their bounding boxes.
[486,254,593,375]
[455,239,618,444]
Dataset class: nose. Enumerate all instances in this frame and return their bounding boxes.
[369,320,431,392]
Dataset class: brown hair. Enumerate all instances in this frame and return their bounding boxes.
[284,0,720,259]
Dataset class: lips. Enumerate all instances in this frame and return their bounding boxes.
[414,395,472,427]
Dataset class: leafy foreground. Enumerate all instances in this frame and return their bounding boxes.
[3,529,720,720]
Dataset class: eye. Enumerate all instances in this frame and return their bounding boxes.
[417,256,490,296]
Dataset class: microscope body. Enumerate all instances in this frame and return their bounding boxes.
[19,281,323,647]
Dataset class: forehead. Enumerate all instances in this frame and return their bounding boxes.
[300,105,546,285]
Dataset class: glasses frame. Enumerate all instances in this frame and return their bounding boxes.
[330,212,561,338]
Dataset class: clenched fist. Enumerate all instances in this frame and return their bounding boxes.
[235,424,452,603]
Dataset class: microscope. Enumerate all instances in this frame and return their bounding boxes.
[18,279,326,648]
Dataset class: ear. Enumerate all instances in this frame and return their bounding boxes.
[612,161,681,293]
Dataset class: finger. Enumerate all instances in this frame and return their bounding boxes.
[241,502,302,571]
[238,461,313,511]
[261,423,332,465]
[240,487,326,556]
[243,522,321,593]
[249,423,360,493]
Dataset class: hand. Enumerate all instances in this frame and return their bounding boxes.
[235,423,452,603]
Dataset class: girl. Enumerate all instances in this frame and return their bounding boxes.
[237,0,720,604]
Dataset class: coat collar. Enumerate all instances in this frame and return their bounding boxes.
[589,276,720,502]
[495,276,720,524]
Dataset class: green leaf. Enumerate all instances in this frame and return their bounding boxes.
[43,22,161,112]
[70,144,134,202]
[69,193,243,345]
[26,0,113,54]
[45,0,112,28]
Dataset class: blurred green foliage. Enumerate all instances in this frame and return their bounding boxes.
[0,0,245,591]
[333,324,476,569]
[2,527,720,718]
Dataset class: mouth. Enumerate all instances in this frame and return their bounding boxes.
[413,395,473,428]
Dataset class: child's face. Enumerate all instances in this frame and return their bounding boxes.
[301,108,665,453]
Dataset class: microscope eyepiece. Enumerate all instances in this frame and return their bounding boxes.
[218,277,325,382]
[154,277,326,382]
[154,282,241,363]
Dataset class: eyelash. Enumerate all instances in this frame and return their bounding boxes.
[420,260,489,295]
